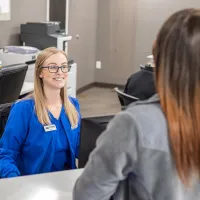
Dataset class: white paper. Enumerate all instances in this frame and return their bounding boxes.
[0,0,10,14]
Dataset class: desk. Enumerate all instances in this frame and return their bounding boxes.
[0,169,83,200]
[20,82,34,96]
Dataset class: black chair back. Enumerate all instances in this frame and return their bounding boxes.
[78,115,114,168]
[0,64,28,104]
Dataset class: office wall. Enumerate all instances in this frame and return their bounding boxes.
[68,0,98,89]
[95,0,200,86]
[134,0,200,68]
[0,0,97,90]
[95,0,138,85]
[0,0,46,47]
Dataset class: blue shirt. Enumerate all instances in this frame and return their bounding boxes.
[0,97,81,178]
[50,109,70,171]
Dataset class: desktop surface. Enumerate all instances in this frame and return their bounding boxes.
[0,168,83,200]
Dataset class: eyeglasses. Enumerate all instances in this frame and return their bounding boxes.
[40,65,71,73]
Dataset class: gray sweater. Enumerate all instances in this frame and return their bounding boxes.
[73,94,200,200]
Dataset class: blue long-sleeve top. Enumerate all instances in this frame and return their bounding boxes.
[0,97,81,178]
[50,109,70,172]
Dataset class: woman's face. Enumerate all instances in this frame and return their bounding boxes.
[39,53,68,90]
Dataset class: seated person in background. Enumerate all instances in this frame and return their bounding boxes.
[0,47,81,178]
[124,63,156,101]
[73,8,200,200]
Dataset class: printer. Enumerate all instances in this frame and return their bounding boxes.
[0,46,39,83]
[0,46,38,66]
[20,22,72,51]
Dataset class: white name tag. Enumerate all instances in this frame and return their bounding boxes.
[44,124,57,132]
[71,124,78,130]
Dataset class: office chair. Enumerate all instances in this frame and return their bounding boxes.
[78,115,114,168]
[0,64,28,104]
[140,65,145,70]
[0,103,12,138]
[114,87,139,108]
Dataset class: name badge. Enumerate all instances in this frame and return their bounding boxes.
[44,124,57,132]
[71,124,78,130]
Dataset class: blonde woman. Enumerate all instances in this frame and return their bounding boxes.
[0,47,80,178]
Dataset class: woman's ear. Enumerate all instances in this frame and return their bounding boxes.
[39,73,43,78]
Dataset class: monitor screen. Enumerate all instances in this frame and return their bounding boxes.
[78,115,114,168]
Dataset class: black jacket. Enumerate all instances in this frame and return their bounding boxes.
[124,66,156,101]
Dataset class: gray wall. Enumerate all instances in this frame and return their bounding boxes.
[0,0,98,90]
[0,0,46,46]
[134,0,200,68]
[2,1,200,88]
[96,0,200,86]
[68,0,98,89]
[95,0,137,85]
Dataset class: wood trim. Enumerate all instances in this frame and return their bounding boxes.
[76,82,125,94]
[76,83,95,94]
[94,82,124,90]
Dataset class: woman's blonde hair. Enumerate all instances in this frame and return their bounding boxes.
[28,47,78,127]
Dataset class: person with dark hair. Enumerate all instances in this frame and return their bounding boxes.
[73,8,200,200]
[124,64,156,101]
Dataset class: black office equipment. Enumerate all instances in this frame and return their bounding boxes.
[0,64,28,104]
[20,22,70,50]
[78,115,114,168]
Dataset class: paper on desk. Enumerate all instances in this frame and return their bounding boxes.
[0,0,10,14]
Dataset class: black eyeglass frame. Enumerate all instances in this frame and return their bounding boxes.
[40,65,71,73]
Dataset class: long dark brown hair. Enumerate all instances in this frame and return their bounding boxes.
[153,8,200,185]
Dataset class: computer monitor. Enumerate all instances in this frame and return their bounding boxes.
[78,115,114,168]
